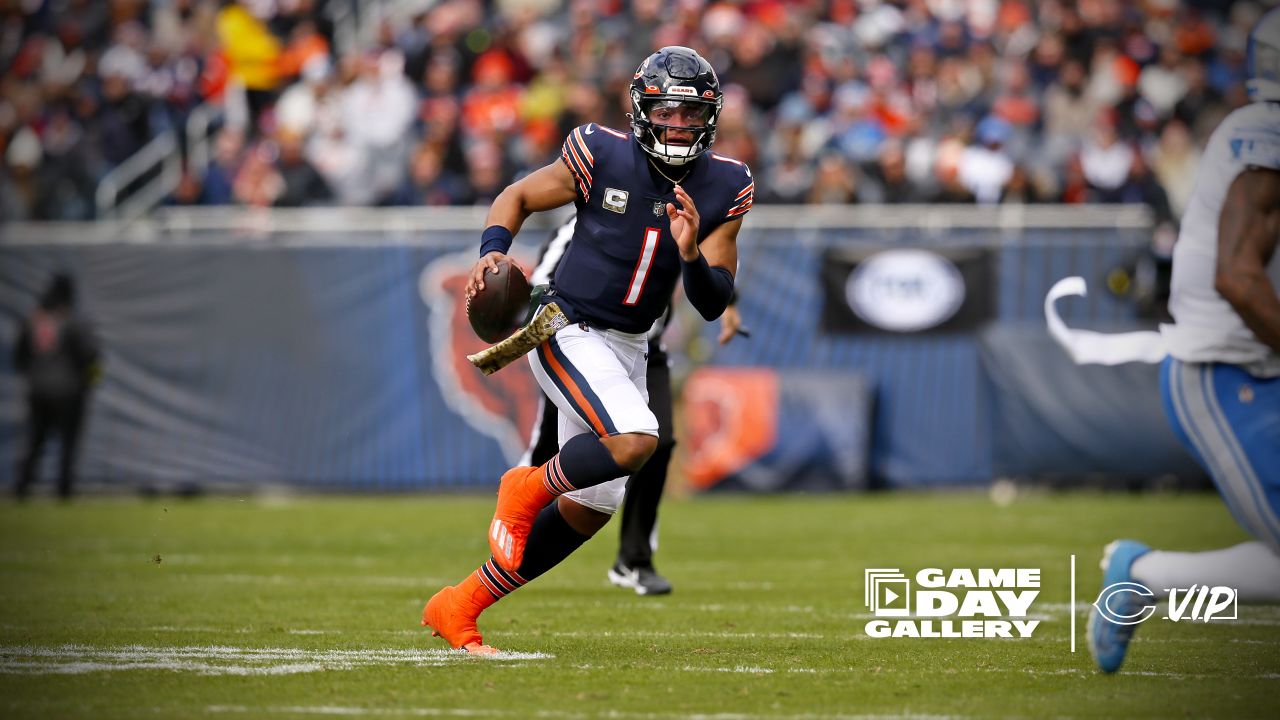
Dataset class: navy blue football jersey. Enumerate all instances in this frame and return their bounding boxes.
[550,123,753,334]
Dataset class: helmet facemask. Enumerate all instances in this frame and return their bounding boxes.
[629,94,722,166]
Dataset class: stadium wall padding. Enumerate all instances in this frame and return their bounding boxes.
[978,326,1201,478]
[0,224,1199,489]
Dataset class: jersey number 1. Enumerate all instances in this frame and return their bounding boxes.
[623,227,661,306]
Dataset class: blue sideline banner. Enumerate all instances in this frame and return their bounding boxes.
[1,207,1197,489]
[0,242,543,490]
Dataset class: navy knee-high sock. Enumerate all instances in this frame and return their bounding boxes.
[516,501,591,580]
[541,433,627,495]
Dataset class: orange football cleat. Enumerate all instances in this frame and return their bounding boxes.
[422,585,498,654]
[488,465,555,572]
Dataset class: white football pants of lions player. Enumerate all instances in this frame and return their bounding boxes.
[528,323,658,514]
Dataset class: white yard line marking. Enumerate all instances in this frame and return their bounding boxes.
[688,604,817,614]
[725,582,776,590]
[532,600,820,615]
[984,668,1280,680]
[208,708,510,718]
[0,645,552,676]
[554,630,824,640]
[167,573,438,588]
[205,706,962,720]
[680,665,775,674]
[122,628,827,639]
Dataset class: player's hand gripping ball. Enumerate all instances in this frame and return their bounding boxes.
[467,258,532,343]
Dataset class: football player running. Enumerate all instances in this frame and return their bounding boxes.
[1088,9,1280,673]
[524,216,746,598]
[423,46,753,653]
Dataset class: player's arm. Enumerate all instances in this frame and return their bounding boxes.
[1215,167,1280,352]
[469,161,578,296]
[717,301,744,345]
[669,183,740,321]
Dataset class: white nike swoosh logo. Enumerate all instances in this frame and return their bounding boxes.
[584,126,595,134]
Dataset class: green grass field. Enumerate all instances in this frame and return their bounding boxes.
[1,491,1277,719]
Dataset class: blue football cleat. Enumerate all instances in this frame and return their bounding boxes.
[1087,539,1153,673]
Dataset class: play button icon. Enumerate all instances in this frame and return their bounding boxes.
[864,570,911,616]
[875,578,910,615]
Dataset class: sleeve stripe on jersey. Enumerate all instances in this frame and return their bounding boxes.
[571,127,595,165]
[563,140,593,186]
[726,181,754,218]
[561,148,589,198]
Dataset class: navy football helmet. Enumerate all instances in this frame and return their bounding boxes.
[628,46,723,166]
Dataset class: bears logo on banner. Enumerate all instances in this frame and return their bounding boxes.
[419,252,539,463]
[682,368,873,491]
[683,368,778,490]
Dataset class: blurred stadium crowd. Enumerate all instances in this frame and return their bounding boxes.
[0,0,1270,221]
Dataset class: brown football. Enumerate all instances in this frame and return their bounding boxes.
[467,259,532,343]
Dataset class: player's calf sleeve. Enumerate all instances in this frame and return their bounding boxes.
[516,501,591,580]
[541,433,627,495]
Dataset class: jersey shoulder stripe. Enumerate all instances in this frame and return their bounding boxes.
[561,124,632,201]
[569,126,595,167]
[594,124,630,140]
[710,153,754,219]
[560,126,596,200]
[560,146,590,199]
[564,136,593,184]
[709,152,744,167]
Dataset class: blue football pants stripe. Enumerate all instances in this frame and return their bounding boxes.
[1163,358,1280,548]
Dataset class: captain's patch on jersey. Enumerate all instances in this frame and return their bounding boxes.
[603,188,629,214]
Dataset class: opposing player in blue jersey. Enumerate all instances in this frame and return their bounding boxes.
[1088,9,1280,673]
[423,46,753,653]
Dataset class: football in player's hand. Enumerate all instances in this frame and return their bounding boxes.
[467,259,532,343]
